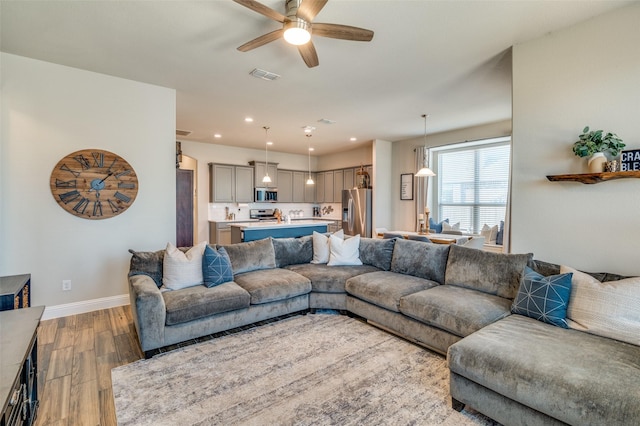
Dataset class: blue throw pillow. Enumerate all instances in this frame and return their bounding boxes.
[511,267,573,328]
[429,217,449,233]
[496,220,504,245]
[202,245,233,288]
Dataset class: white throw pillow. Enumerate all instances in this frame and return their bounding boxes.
[327,234,362,266]
[442,221,460,232]
[162,241,207,290]
[561,265,640,345]
[311,229,344,264]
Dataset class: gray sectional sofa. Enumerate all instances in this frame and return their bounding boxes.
[128,236,640,426]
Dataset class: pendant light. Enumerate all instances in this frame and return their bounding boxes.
[262,126,272,184]
[416,114,436,177]
[306,134,314,185]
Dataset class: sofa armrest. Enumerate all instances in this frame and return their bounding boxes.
[128,274,166,353]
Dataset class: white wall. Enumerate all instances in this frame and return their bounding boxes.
[0,53,176,308]
[316,145,373,170]
[372,140,393,232]
[390,120,512,231]
[511,3,640,275]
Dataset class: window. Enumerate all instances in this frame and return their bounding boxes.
[431,138,511,234]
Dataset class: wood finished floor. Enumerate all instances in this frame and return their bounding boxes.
[36,305,143,426]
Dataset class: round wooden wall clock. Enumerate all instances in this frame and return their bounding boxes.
[50,149,138,219]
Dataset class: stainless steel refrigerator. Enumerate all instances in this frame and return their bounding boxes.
[342,189,372,237]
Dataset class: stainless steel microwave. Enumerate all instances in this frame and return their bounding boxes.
[255,188,278,202]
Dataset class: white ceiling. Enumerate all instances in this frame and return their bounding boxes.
[1,0,632,155]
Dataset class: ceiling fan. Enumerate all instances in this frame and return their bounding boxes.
[233,0,374,68]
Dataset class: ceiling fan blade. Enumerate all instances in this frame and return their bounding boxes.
[233,0,286,23]
[237,29,283,52]
[296,0,328,22]
[313,23,374,42]
[298,41,319,68]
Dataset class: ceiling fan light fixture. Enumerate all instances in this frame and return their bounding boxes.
[284,19,311,45]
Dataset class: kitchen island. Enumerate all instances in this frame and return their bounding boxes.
[230,220,332,243]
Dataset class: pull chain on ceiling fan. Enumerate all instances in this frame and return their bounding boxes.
[233,0,374,68]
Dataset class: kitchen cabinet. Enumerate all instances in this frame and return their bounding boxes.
[277,170,293,202]
[333,169,343,202]
[304,172,316,203]
[315,173,325,202]
[235,166,254,202]
[292,171,306,202]
[209,163,254,203]
[344,168,355,190]
[209,221,232,245]
[250,161,278,188]
[323,171,335,203]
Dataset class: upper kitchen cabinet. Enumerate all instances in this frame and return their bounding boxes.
[344,168,355,190]
[333,169,343,202]
[249,161,278,188]
[323,171,335,203]
[277,170,293,202]
[209,163,254,203]
[315,172,325,202]
[292,171,306,202]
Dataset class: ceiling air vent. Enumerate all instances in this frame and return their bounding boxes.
[176,129,192,136]
[250,68,281,81]
[318,118,336,125]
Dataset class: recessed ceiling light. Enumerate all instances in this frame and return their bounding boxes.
[350,137,357,141]
[245,117,254,123]
[214,133,222,138]
[309,147,315,152]
[267,141,273,146]
[302,125,316,133]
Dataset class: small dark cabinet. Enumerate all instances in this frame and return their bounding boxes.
[1,306,44,426]
[0,275,31,311]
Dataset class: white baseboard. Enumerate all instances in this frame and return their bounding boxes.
[42,294,130,320]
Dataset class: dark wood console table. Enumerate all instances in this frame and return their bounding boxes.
[1,305,44,426]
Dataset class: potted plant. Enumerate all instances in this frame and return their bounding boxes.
[572,126,625,172]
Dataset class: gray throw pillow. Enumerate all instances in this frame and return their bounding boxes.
[128,249,165,288]
[271,236,313,268]
[220,238,277,275]
[445,244,532,299]
[359,237,396,271]
[390,238,450,284]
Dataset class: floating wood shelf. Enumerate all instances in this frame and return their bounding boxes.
[546,171,640,184]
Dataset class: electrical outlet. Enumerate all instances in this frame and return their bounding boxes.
[62,280,72,291]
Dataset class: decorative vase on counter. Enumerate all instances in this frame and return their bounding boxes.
[587,152,607,173]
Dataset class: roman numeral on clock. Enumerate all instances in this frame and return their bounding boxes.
[55,179,77,188]
[107,199,120,213]
[114,191,131,203]
[60,164,81,178]
[92,152,104,168]
[72,197,89,214]
[73,155,91,170]
[93,200,103,217]
[118,182,135,189]
[59,190,81,204]
[115,169,131,179]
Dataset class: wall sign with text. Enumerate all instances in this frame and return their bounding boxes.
[400,173,414,200]
[620,149,640,171]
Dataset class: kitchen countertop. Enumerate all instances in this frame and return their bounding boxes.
[210,217,339,223]
[230,220,333,230]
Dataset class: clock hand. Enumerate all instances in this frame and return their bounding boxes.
[98,171,114,184]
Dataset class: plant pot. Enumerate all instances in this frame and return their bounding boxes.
[588,152,607,173]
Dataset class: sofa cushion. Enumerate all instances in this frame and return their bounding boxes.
[271,235,313,268]
[345,271,438,313]
[358,237,395,271]
[202,245,234,288]
[328,234,362,266]
[233,268,311,304]
[561,265,640,345]
[429,217,448,233]
[511,267,572,328]
[220,238,276,275]
[390,238,450,284]
[128,248,165,288]
[285,263,380,293]
[447,314,640,426]
[445,244,532,299]
[311,229,344,264]
[400,285,512,337]
[162,282,250,326]
[162,242,207,290]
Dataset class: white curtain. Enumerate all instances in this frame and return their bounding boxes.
[414,146,428,232]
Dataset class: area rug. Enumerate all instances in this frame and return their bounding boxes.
[112,314,499,425]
